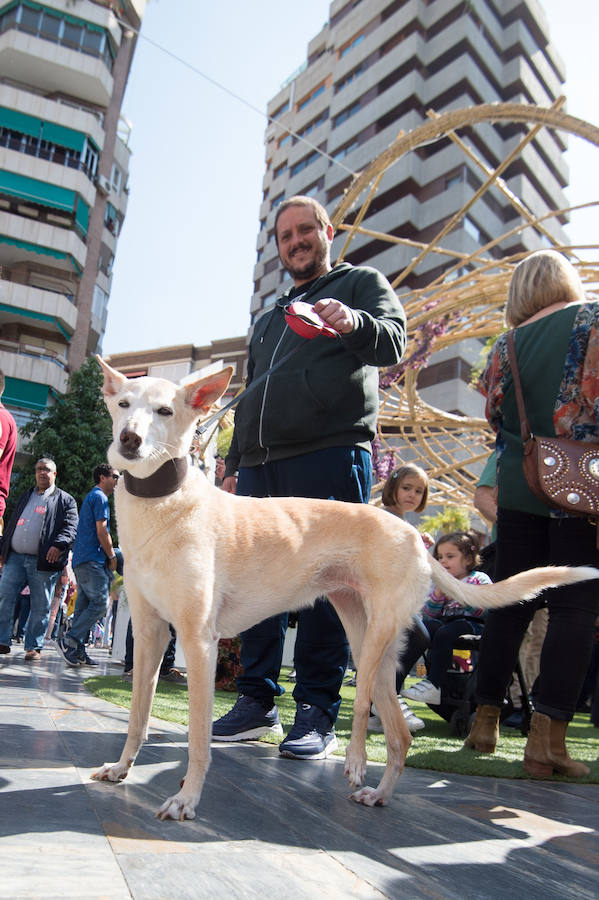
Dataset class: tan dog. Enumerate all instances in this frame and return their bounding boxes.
[92,358,599,821]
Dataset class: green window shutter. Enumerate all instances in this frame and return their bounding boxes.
[0,107,87,152]
[74,196,89,235]
[0,169,75,212]
[0,106,42,138]
[3,377,50,411]
[40,121,86,152]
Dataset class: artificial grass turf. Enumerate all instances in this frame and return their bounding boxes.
[84,668,599,783]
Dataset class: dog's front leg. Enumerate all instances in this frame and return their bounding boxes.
[155,626,218,821]
[92,595,169,785]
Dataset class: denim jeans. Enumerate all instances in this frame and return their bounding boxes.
[66,561,110,650]
[476,508,599,721]
[0,553,59,651]
[236,446,372,723]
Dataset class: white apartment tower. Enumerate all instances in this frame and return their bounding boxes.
[253,0,568,415]
[0,0,144,431]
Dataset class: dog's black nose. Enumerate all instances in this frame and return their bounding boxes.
[119,428,142,455]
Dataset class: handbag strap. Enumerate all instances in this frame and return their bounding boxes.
[505,330,533,448]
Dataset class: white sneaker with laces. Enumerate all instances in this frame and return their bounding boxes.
[368,698,425,733]
[401,678,441,705]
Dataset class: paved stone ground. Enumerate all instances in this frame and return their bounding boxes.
[1,646,598,899]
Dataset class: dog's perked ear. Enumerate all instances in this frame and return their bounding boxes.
[96,355,128,396]
[180,366,234,414]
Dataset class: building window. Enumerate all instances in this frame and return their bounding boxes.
[445,171,463,190]
[331,139,359,161]
[333,101,360,128]
[1,2,115,71]
[273,162,286,179]
[463,216,481,242]
[301,182,321,198]
[297,82,326,113]
[335,64,364,94]
[290,150,319,177]
[272,193,285,209]
[339,32,364,58]
[272,99,290,118]
[294,108,329,143]
[92,284,109,320]
[111,164,123,194]
[278,133,291,148]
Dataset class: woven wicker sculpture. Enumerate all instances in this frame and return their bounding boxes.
[331,103,599,510]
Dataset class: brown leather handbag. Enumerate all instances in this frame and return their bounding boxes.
[505,330,599,543]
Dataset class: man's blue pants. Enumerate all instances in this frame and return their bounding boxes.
[236,446,372,723]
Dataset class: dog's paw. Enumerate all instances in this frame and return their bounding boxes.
[344,753,367,789]
[91,762,130,783]
[350,785,387,807]
[155,793,197,822]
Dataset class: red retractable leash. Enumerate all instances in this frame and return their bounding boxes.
[283,299,339,339]
[196,300,340,435]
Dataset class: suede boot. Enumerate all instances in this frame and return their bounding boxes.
[463,704,501,753]
[523,711,590,778]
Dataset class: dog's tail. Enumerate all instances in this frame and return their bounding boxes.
[429,557,599,610]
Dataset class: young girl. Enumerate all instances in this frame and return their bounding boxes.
[402,531,492,706]
[382,463,429,518]
[382,463,433,548]
[369,464,432,735]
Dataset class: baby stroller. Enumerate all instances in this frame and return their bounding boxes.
[425,631,532,737]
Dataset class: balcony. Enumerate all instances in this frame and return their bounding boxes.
[0,27,113,108]
[0,279,78,338]
[0,345,69,395]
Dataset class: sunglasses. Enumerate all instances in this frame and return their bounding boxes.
[112,474,120,481]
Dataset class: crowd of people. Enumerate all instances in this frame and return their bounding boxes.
[0,456,121,667]
[212,201,598,777]
[0,196,597,781]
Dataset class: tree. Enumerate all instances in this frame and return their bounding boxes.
[8,357,113,520]
[419,506,472,542]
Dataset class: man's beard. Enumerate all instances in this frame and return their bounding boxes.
[284,239,328,282]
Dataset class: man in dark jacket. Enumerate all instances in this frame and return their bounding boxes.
[213,195,407,759]
[0,458,78,659]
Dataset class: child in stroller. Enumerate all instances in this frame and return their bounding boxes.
[402,532,491,734]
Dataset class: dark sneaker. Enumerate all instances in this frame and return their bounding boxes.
[212,694,283,741]
[159,667,186,683]
[0,644,10,654]
[57,636,84,668]
[279,703,338,760]
[82,652,99,667]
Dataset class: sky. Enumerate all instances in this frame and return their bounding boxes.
[102,0,599,356]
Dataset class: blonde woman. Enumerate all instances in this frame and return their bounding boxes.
[465,250,599,777]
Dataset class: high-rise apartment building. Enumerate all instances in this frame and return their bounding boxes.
[253,0,568,416]
[0,0,144,436]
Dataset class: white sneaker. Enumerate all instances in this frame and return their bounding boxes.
[368,698,425,734]
[401,678,441,705]
[399,698,425,731]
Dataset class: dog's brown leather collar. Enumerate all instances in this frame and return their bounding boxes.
[123,457,188,498]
